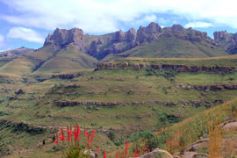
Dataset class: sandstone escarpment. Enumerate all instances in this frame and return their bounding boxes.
[54,100,120,107]
[43,22,222,59]
[53,99,223,108]
[96,62,236,73]
[178,84,237,91]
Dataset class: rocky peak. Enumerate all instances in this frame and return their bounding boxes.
[114,30,126,42]
[44,28,84,48]
[214,31,232,43]
[147,22,162,33]
[136,22,162,43]
[126,28,137,43]
[214,31,237,53]
[41,22,230,59]
[171,24,184,32]
[161,24,211,43]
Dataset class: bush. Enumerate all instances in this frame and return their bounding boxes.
[144,69,176,82]
[129,131,159,151]
[63,145,89,158]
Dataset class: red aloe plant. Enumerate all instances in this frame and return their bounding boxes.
[115,151,119,158]
[84,129,96,148]
[124,141,130,157]
[73,125,81,143]
[84,129,89,147]
[133,148,140,157]
[103,151,107,158]
[59,128,65,142]
[88,129,96,147]
[67,126,73,142]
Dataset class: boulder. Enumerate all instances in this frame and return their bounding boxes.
[15,89,24,95]
[139,148,173,158]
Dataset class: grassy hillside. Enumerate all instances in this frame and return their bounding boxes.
[0,56,236,157]
[106,36,226,59]
[0,45,97,77]
[155,98,237,157]
[34,45,97,74]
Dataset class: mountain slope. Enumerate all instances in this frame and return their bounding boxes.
[105,35,226,59]
[156,98,237,157]
[44,23,227,60]
[0,45,97,76]
[33,45,97,74]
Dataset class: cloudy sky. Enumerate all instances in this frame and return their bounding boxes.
[0,0,237,51]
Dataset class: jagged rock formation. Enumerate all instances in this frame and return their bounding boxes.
[44,28,85,49]
[214,31,237,54]
[43,22,224,59]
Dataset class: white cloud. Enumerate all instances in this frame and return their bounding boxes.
[1,0,237,34]
[185,22,213,28]
[7,27,44,43]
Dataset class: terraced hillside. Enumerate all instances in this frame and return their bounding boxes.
[0,56,236,157]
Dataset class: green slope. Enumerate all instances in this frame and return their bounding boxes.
[0,45,97,77]
[106,36,226,59]
[33,45,98,74]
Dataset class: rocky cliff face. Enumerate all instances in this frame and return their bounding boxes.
[43,22,223,59]
[214,31,237,54]
[44,28,85,50]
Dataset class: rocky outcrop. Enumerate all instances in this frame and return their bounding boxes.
[180,84,237,91]
[43,22,222,59]
[54,99,222,108]
[44,28,85,49]
[96,62,236,73]
[139,148,173,158]
[0,120,46,135]
[15,89,24,95]
[51,73,81,80]
[214,31,237,53]
[54,100,120,107]
[136,22,162,43]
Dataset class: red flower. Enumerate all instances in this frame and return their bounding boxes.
[88,129,96,147]
[133,149,140,157]
[103,151,107,158]
[59,128,65,142]
[73,125,81,143]
[115,151,119,158]
[84,130,89,137]
[124,141,130,157]
[84,129,96,148]
[67,127,73,142]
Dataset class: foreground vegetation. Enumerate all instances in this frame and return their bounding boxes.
[0,56,236,157]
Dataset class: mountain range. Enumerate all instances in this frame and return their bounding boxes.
[0,22,237,75]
